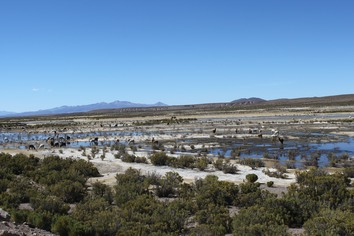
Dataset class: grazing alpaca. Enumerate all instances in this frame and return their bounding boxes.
[271,129,284,145]
[128,139,135,145]
[151,137,159,144]
[59,142,66,147]
[90,137,99,146]
[168,116,178,125]
[28,144,36,150]
[47,137,55,147]
[271,129,279,136]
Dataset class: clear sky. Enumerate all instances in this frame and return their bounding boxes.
[1,0,353,112]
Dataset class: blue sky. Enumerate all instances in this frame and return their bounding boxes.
[1,0,353,112]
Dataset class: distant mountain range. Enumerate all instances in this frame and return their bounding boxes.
[0,111,17,116]
[2,94,354,118]
[0,101,167,117]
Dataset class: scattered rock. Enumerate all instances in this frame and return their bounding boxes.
[0,209,56,236]
[0,209,10,221]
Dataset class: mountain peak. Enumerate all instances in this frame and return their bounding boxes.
[231,97,266,104]
[3,100,167,117]
[153,102,167,106]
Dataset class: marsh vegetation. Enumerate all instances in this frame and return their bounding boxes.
[0,103,353,235]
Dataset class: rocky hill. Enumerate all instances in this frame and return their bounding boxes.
[231,97,267,105]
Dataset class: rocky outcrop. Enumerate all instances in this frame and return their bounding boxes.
[0,209,56,236]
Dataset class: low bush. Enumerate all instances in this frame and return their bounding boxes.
[343,167,354,178]
[239,158,264,169]
[195,157,210,171]
[121,153,136,163]
[170,155,196,169]
[246,174,258,183]
[150,152,171,166]
[263,168,288,179]
[222,163,238,174]
[303,208,354,235]
[135,156,148,164]
[213,159,224,171]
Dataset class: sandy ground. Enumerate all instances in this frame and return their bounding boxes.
[3,147,296,194]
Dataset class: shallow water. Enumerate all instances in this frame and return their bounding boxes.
[0,131,147,144]
[1,129,353,168]
[313,138,354,153]
[208,138,354,168]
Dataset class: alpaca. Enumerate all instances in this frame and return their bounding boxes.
[128,139,135,145]
[90,137,99,146]
[151,137,159,144]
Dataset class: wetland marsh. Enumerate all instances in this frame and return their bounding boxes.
[1,105,353,187]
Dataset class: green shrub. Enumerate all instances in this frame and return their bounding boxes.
[50,180,86,203]
[232,206,289,236]
[27,211,54,231]
[70,159,100,177]
[195,175,239,206]
[195,204,232,235]
[11,209,30,224]
[51,215,75,236]
[222,163,238,174]
[112,144,127,153]
[0,192,22,209]
[150,152,170,166]
[121,153,136,163]
[170,155,196,169]
[263,152,270,159]
[91,182,113,204]
[287,168,352,220]
[246,174,258,183]
[263,168,288,179]
[239,158,264,169]
[0,179,9,193]
[155,172,183,198]
[343,167,354,178]
[30,196,69,214]
[213,158,224,171]
[114,168,149,206]
[195,156,210,171]
[135,156,148,164]
[266,181,274,187]
[304,208,354,236]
